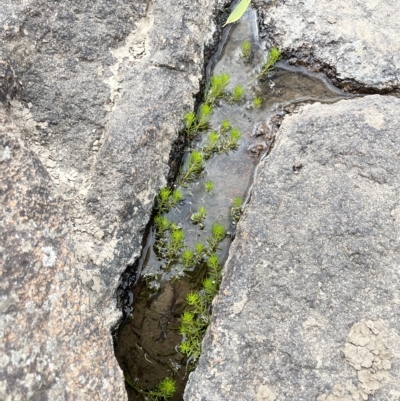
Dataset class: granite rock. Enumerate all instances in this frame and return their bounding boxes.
[0,0,228,399]
[185,95,400,400]
[0,107,125,400]
[259,0,400,91]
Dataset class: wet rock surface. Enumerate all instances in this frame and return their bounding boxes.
[259,0,400,91]
[0,0,228,399]
[184,95,400,400]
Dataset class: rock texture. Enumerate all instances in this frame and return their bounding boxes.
[185,95,400,400]
[0,0,228,399]
[0,107,125,400]
[1,0,229,323]
[259,0,400,91]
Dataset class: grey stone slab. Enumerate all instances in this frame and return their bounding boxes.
[185,95,400,401]
[0,107,125,401]
[0,0,229,399]
[259,0,400,90]
[0,0,229,323]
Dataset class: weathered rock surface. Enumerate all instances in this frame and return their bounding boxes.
[259,0,400,91]
[185,95,400,400]
[1,0,228,323]
[0,107,125,400]
[0,0,228,399]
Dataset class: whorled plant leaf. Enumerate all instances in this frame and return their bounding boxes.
[223,0,251,27]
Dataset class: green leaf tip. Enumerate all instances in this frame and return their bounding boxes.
[223,0,251,27]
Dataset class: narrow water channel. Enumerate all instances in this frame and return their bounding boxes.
[114,9,352,401]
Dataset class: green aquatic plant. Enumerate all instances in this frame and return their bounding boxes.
[202,131,220,159]
[231,85,245,102]
[206,222,226,252]
[191,206,207,226]
[196,103,213,131]
[154,215,171,234]
[181,249,196,270]
[125,376,177,401]
[220,120,231,133]
[201,124,242,159]
[259,47,281,78]
[179,254,222,363]
[241,40,252,59]
[205,73,230,105]
[204,180,214,193]
[194,242,206,259]
[157,187,183,213]
[253,96,262,109]
[184,111,196,137]
[157,187,172,212]
[179,150,205,186]
[184,104,213,139]
[166,227,185,260]
[231,196,243,222]
[221,127,242,153]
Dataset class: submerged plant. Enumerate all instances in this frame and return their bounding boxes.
[231,196,243,222]
[206,222,226,252]
[196,103,213,131]
[179,150,205,186]
[179,254,222,363]
[202,131,220,159]
[220,120,231,133]
[204,180,214,193]
[221,127,242,153]
[191,206,207,226]
[241,40,252,59]
[258,47,281,78]
[181,249,196,270]
[184,104,213,139]
[253,96,262,109]
[165,227,185,261]
[184,111,196,137]
[231,85,245,102]
[125,376,177,401]
[205,73,230,105]
[157,187,183,213]
[154,215,171,234]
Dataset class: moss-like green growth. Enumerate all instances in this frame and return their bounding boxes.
[125,376,177,401]
[202,131,220,159]
[154,215,171,234]
[220,120,231,133]
[181,249,196,270]
[191,206,207,226]
[184,104,213,139]
[196,103,213,131]
[240,40,252,59]
[253,96,262,109]
[205,222,226,252]
[166,227,185,260]
[259,47,281,77]
[231,85,245,102]
[201,122,242,159]
[179,253,222,363]
[224,128,242,152]
[231,196,243,222]
[184,111,196,136]
[205,73,230,105]
[179,150,205,186]
[157,187,183,213]
[204,180,214,193]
